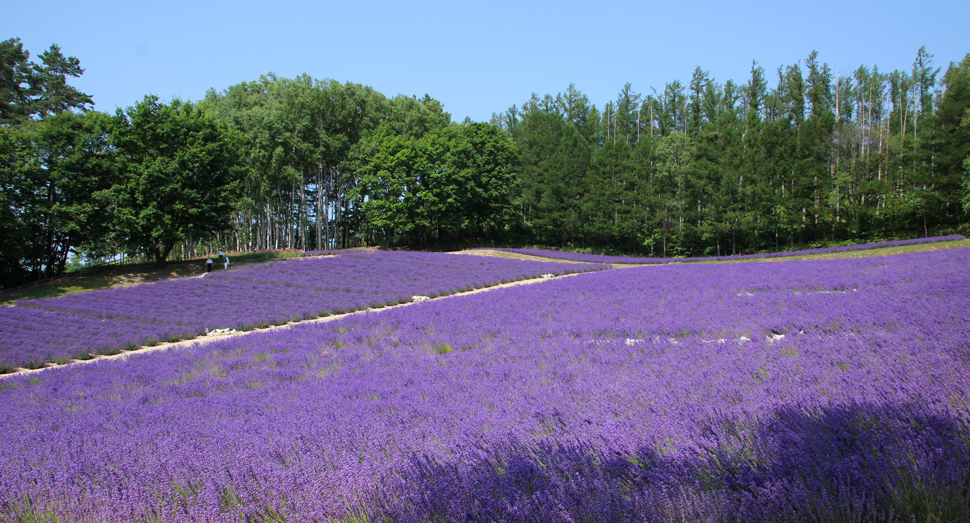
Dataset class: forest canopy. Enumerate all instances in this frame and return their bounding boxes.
[2,37,970,287]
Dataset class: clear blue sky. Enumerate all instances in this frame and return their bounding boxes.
[4,0,968,122]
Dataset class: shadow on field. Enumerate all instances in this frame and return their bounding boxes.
[362,403,970,522]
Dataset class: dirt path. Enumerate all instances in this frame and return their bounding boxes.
[451,249,592,264]
[3,271,586,379]
[458,242,970,266]
[452,249,652,268]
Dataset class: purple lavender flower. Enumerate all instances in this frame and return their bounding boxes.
[0,248,967,521]
[1,251,603,369]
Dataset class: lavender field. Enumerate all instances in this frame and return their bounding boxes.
[0,251,601,370]
[492,234,966,264]
[1,247,968,521]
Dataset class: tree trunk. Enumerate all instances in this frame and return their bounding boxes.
[316,162,324,250]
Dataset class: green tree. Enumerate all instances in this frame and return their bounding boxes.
[112,96,243,266]
[355,123,517,246]
[0,38,102,285]
[515,110,590,247]
[0,111,118,283]
[585,137,637,248]
[687,67,710,137]
[31,44,94,118]
[658,81,686,137]
[0,122,36,284]
[693,79,743,256]
[31,111,119,273]
[738,61,768,253]
[926,54,970,228]
[0,38,92,123]
[651,132,692,256]
[438,123,519,241]
[355,130,426,245]
[804,50,836,242]
[557,84,601,146]
[204,74,311,252]
[0,38,34,124]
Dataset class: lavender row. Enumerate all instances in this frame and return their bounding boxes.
[0,307,197,369]
[23,251,603,326]
[206,251,567,292]
[2,251,602,368]
[491,234,966,264]
[1,248,967,521]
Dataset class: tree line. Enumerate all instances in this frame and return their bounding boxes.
[1,38,518,287]
[1,38,244,286]
[2,37,969,288]
[199,74,518,252]
[496,48,970,256]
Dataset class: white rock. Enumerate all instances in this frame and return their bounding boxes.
[412,295,430,302]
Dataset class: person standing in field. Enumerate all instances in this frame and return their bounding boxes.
[224,254,230,270]
[205,257,213,273]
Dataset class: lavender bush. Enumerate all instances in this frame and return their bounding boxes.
[0,306,197,369]
[1,248,968,521]
[491,234,966,264]
[0,251,602,368]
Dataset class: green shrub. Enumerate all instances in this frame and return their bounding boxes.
[24,359,48,370]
